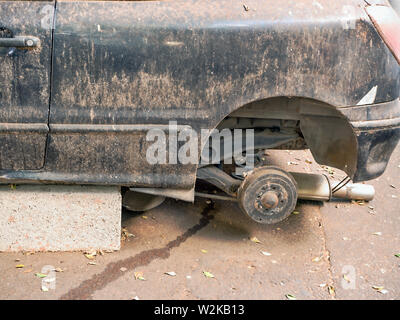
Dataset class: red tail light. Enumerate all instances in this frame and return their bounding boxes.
[366,5,400,64]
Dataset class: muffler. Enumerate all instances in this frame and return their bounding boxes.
[290,172,375,202]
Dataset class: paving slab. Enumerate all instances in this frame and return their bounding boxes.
[0,185,121,252]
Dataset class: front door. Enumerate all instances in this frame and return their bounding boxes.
[0,1,54,170]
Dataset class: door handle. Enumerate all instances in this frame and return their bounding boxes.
[0,36,40,48]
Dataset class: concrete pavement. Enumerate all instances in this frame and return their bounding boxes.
[0,145,398,300]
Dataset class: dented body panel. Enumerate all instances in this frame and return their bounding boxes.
[0,0,399,189]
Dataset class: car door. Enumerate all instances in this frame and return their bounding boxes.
[48,0,210,188]
[0,0,54,171]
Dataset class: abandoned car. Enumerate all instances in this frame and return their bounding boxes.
[0,0,399,224]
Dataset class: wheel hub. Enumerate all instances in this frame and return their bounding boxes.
[259,190,280,210]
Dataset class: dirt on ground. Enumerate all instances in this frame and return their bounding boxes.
[0,146,399,300]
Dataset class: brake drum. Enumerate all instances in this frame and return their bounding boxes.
[238,166,298,224]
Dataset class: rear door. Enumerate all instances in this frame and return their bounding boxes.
[47,0,209,187]
[0,1,54,170]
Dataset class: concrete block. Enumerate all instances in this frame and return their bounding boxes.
[0,185,121,252]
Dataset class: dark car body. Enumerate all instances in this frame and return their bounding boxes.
[0,0,399,200]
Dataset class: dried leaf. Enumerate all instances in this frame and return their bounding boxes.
[203,271,215,278]
[249,236,261,244]
[15,264,24,268]
[343,274,351,283]
[322,166,335,175]
[142,215,148,219]
[201,249,208,254]
[121,228,135,241]
[292,210,300,215]
[165,271,177,276]
[35,273,47,278]
[328,285,335,296]
[285,294,296,300]
[134,271,145,281]
[88,261,97,265]
[372,285,388,294]
[372,285,384,291]
[312,257,321,262]
[83,250,97,260]
[55,267,64,272]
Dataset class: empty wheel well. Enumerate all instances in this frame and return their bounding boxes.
[212,96,358,178]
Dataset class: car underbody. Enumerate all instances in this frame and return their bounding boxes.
[0,0,399,224]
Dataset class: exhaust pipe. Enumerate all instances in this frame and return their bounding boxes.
[331,182,375,202]
[290,172,375,202]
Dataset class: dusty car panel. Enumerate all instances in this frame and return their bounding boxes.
[51,0,400,125]
[46,0,399,186]
[0,1,54,170]
[0,0,399,191]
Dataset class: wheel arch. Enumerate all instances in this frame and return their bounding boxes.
[207,96,359,179]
